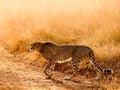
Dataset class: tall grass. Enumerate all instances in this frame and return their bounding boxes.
[0,0,120,89]
[0,0,120,51]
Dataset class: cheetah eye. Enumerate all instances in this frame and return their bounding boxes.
[29,45,34,51]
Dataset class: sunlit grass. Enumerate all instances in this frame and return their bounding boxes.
[0,0,120,89]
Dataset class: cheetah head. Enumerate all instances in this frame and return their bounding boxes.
[29,42,43,52]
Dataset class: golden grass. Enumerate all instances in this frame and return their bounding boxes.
[0,0,120,89]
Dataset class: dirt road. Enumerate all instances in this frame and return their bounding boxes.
[0,46,118,90]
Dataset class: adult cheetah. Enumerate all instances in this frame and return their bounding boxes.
[30,42,113,80]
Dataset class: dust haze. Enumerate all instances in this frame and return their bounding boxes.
[0,0,120,90]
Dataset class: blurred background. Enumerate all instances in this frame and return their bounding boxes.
[0,0,120,63]
[0,0,120,53]
[0,0,120,89]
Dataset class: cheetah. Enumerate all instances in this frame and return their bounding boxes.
[30,42,113,80]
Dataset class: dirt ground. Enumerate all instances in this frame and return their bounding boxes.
[0,46,119,90]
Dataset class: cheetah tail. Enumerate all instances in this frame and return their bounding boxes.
[90,52,113,75]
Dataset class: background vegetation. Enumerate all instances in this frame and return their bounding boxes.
[0,0,120,89]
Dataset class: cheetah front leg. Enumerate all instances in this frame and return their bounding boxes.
[44,62,54,79]
[65,60,79,80]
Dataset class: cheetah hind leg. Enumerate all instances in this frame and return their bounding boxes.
[91,64,102,80]
[64,60,79,80]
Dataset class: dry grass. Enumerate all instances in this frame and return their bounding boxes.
[0,0,120,89]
